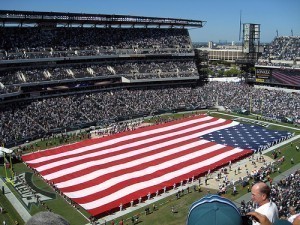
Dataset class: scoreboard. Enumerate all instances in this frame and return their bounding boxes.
[255,67,300,87]
[255,68,272,83]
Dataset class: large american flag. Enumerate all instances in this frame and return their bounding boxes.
[22,115,288,216]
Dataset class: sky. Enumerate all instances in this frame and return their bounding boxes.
[1,0,299,43]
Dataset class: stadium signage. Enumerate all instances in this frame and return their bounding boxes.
[256,69,271,75]
[256,68,272,80]
[255,78,265,83]
[13,172,56,210]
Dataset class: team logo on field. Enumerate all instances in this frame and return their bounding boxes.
[13,172,56,210]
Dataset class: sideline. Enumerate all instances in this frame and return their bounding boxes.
[0,178,31,222]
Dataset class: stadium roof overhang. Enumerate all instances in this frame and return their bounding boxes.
[0,10,206,29]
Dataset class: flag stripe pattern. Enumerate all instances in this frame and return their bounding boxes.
[22,115,253,216]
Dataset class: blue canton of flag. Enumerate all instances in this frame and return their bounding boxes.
[201,123,291,152]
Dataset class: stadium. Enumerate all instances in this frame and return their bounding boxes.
[0,8,300,225]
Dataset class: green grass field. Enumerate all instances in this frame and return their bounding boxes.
[1,111,299,225]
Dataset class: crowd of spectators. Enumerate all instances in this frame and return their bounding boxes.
[0,81,299,147]
[218,82,300,119]
[260,36,300,61]
[0,59,198,91]
[255,60,299,68]
[0,27,193,60]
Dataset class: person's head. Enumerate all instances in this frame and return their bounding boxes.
[251,182,271,206]
[26,212,70,225]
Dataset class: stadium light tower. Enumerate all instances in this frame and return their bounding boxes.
[236,23,262,82]
[242,23,261,62]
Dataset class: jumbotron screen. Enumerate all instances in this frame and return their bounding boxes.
[255,67,300,87]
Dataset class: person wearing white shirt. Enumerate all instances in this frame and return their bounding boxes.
[251,182,278,225]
